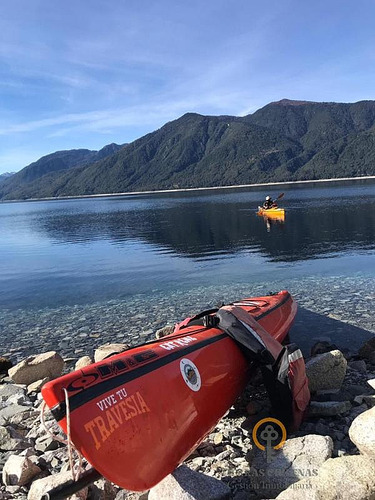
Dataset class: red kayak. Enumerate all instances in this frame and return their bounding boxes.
[41,290,297,491]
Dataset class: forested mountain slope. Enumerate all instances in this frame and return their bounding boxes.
[0,144,123,200]
[2,100,375,200]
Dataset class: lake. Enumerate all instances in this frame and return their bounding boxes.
[1,179,375,361]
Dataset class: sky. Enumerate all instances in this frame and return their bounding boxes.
[1,0,375,174]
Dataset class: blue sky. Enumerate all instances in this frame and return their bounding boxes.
[1,0,375,174]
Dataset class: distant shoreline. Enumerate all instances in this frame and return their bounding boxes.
[2,175,375,203]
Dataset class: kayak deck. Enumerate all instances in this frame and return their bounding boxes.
[41,290,296,491]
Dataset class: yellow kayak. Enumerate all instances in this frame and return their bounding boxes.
[257,206,285,218]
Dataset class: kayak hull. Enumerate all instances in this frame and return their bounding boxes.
[257,206,285,218]
[42,290,296,491]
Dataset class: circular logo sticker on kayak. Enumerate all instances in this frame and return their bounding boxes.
[180,358,201,392]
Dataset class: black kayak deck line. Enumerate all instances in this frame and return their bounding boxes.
[51,332,228,422]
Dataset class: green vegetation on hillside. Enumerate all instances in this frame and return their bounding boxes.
[0,144,123,200]
[2,100,375,200]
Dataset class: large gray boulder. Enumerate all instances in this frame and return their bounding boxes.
[349,406,375,458]
[2,454,41,486]
[148,464,231,500]
[276,455,375,499]
[28,471,88,499]
[9,351,64,385]
[305,350,347,393]
[94,344,129,363]
[249,434,333,497]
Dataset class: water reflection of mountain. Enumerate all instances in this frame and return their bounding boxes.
[34,196,375,263]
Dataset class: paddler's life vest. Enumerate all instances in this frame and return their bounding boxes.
[174,304,310,432]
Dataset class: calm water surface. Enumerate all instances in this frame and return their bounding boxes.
[1,180,375,359]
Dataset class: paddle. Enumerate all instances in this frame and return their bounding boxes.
[269,192,284,208]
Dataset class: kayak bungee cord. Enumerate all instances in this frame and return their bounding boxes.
[63,387,84,482]
[40,390,84,483]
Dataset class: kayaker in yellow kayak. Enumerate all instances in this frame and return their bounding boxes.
[263,195,278,209]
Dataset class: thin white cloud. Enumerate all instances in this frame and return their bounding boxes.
[0,84,253,139]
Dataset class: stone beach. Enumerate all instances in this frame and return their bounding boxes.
[0,272,375,499]
[0,292,374,499]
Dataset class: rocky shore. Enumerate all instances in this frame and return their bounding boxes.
[0,335,374,499]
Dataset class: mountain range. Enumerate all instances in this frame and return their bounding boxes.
[1,99,375,201]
